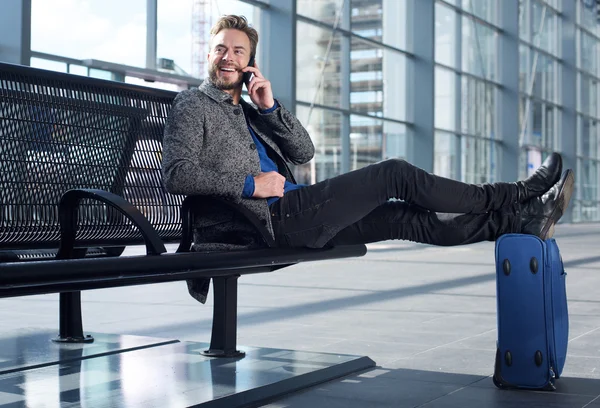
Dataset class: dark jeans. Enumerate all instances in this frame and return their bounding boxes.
[269,159,521,248]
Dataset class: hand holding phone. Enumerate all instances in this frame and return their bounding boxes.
[243,58,275,111]
[243,56,255,87]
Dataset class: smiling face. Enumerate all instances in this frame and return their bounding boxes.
[208,29,252,91]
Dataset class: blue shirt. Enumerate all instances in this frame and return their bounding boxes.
[242,102,304,205]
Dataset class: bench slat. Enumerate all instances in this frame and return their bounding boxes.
[0,244,367,297]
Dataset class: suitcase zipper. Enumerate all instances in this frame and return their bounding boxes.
[546,241,557,382]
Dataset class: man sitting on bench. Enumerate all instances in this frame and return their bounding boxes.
[162,14,574,254]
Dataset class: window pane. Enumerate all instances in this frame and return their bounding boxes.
[350,115,383,170]
[525,147,541,178]
[462,0,497,24]
[519,96,528,137]
[519,147,529,180]
[352,38,408,121]
[297,0,408,50]
[31,0,147,68]
[519,0,528,41]
[383,120,409,161]
[88,69,114,81]
[348,117,408,169]
[527,102,557,149]
[30,58,67,73]
[380,0,408,50]
[529,100,543,147]
[461,77,495,138]
[532,54,557,102]
[574,157,600,222]
[579,74,592,115]
[296,106,342,183]
[579,0,600,35]
[579,31,599,76]
[461,137,499,183]
[580,159,598,201]
[297,0,344,25]
[542,104,556,150]
[296,22,342,108]
[158,0,194,76]
[575,200,600,222]
[579,117,599,159]
[520,100,560,151]
[521,48,557,101]
[435,2,457,68]
[462,17,497,80]
[435,67,457,131]
[68,65,88,76]
[532,1,558,55]
[519,45,529,92]
[434,131,458,179]
[593,77,600,118]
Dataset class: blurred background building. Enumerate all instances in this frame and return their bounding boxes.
[1,0,599,222]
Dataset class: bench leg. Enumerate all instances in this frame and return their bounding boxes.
[200,275,245,358]
[53,292,94,343]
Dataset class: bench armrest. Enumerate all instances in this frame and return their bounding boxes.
[58,189,167,258]
[178,195,276,253]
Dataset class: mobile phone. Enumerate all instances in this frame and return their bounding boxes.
[243,56,255,86]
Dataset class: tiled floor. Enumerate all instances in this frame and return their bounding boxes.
[1,222,599,407]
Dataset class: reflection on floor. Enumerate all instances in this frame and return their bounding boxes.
[0,330,374,407]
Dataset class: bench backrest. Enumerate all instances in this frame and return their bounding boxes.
[0,63,182,251]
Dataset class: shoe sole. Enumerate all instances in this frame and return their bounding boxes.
[540,170,575,240]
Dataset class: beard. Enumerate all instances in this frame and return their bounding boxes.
[208,63,243,90]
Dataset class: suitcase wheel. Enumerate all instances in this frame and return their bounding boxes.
[492,374,507,389]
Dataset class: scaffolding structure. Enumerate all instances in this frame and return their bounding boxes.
[192,0,211,79]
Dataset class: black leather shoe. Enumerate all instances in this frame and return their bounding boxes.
[515,152,563,202]
[520,169,575,240]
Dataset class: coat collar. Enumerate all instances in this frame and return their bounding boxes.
[198,79,261,120]
[198,79,234,104]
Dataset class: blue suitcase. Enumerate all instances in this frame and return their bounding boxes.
[493,233,569,391]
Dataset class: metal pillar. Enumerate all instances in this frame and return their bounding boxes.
[408,0,435,172]
[146,0,158,70]
[498,0,520,183]
[559,0,578,222]
[340,0,351,174]
[260,0,296,112]
[0,0,32,65]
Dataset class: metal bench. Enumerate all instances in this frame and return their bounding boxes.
[0,62,367,358]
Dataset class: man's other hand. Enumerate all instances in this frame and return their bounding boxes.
[253,172,285,198]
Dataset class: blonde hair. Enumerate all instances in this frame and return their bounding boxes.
[210,15,258,58]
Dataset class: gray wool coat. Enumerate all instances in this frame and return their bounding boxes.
[162,80,315,302]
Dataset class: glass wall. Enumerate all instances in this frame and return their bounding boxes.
[31,0,148,68]
[518,0,562,183]
[574,0,600,221]
[29,0,261,88]
[8,0,600,222]
[434,0,501,184]
[157,0,260,78]
[295,0,411,183]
